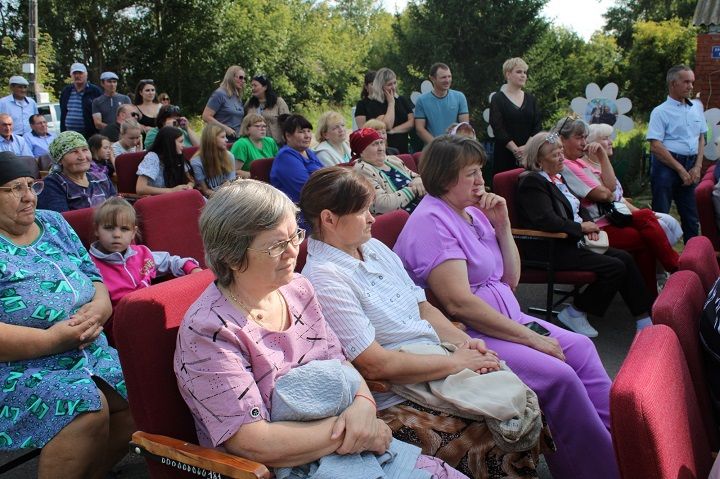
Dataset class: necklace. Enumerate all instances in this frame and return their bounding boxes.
[226,288,286,330]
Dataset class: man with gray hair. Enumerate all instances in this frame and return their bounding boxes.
[0,113,33,156]
[646,65,705,242]
[0,75,38,136]
[99,103,138,142]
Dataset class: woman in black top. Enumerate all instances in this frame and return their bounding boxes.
[489,57,541,176]
[354,68,414,154]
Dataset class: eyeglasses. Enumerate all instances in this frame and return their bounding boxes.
[236,75,245,80]
[0,180,44,199]
[247,228,305,257]
[140,79,154,84]
[130,112,141,119]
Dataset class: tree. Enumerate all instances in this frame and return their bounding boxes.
[604,0,696,50]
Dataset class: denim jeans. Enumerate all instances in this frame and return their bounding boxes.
[650,153,699,243]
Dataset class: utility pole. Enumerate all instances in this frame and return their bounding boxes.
[27,0,39,99]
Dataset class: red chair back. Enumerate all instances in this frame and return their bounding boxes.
[492,168,524,225]
[134,189,206,267]
[294,239,309,273]
[652,270,719,448]
[182,146,199,163]
[62,207,96,250]
[115,151,146,194]
[396,154,418,173]
[412,151,423,170]
[611,324,713,479]
[114,270,215,478]
[696,165,719,251]
[678,236,720,294]
[250,158,274,183]
[371,209,410,249]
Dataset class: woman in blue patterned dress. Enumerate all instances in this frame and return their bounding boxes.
[0,151,134,478]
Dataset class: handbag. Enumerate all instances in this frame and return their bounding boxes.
[598,201,633,227]
[579,230,609,254]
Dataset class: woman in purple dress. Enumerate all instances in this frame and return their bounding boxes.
[393,135,620,479]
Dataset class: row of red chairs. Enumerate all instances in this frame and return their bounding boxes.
[610,235,719,478]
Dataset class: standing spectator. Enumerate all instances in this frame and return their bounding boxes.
[0,75,37,136]
[489,58,541,176]
[60,62,102,137]
[647,64,706,243]
[244,75,289,144]
[111,119,143,157]
[354,68,414,154]
[99,104,138,142]
[131,79,161,132]
[352,70,375,130]
[0,113,33,156]
[158,92,171,106]
[202,65,245,141]
[24,113,56,157]
[230,113,278,178]
[91,72,131,131]
[414,63,469,144]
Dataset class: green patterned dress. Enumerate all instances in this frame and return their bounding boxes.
[0,210,126,450]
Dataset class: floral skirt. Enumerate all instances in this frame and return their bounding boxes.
[378,401,555,479]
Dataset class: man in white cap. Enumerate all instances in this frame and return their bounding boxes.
[92,71,131,130]
[59,62,102,137]
[0,113,33,156]
[0,75,38,137]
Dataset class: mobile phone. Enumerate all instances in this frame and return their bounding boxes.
[525,321,551,336]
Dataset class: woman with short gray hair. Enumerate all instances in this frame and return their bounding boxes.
[175,180,467,479]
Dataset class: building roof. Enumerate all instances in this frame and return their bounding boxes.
[695,0,720,26]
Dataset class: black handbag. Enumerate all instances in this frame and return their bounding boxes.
[598,201,633,227]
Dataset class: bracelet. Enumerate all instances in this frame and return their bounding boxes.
[354,393,377,409]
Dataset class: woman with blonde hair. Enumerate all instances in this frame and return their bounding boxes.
[190,124,236,197]
[230,113,279,177]
[202,65,246,141]
[354,67,414,154]
[314,111,351,166]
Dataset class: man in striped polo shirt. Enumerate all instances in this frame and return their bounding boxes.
[59,63,102,138]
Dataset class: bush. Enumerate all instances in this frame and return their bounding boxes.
[611,124,649,196]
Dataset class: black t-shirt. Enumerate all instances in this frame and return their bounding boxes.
[355,96,414,153]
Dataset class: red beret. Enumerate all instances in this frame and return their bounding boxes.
[349,128,382,160]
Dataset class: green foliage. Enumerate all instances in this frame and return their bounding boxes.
[623,19,697,116]
[604,0,696,50]
[612,124,649,196]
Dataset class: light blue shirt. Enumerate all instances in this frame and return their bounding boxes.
[0,94,38,136]
[647,96,707,156]
[414,89,468,138]
[0,133,33,156]
[24,131,56,157]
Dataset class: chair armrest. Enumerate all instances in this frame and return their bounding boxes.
[511,228,568,239]
[130,431,271,479]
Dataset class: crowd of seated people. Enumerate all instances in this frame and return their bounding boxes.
[4,55,718,479]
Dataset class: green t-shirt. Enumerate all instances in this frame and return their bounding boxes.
[144,128,193,150]
[230,136,279,171]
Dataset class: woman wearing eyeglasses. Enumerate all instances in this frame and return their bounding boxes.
[174,180,466,479]
[517,131,653,337]
[230,113,279,178]
[202,65,246,141]
[38,131,117,212]
[143,104,199,150]
[0,150,135,478]
[132,79,161,133]
[244,75,289,145]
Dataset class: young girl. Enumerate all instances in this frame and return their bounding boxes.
[190,124,236,197]
[88,133,115,178]
[136,126,195,195]
[112,119,143,157]
[89,196,202,307]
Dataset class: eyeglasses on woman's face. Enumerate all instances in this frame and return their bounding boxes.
[247,228,305,257]
[0,180,44,199]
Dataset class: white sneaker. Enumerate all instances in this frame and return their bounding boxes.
[557,307,598,338]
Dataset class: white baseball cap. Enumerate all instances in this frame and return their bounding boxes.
[100,71,119,81]
[8,76,29,86]
[70,63,87,74]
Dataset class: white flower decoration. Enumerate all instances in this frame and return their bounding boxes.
[703,106,720,161]
[482,92,495,138]
[410,80,433,108]
[571,83,634,135]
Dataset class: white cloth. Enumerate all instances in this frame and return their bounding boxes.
[654,211,683,245]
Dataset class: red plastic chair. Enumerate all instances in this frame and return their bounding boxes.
[611,324,713,479]
[134,189,206,267]
[113,270,270,478]
[652,269,719,448]
[182,146,199,163]
[370,209,410,248]
[115,151,146,194]
[696,165,719,251]
[249,158,274,183]
[396,154,418,173]
[295,239,309,273]
[678,235,720,294]
[62,207,96,250]
[493,168,596,321]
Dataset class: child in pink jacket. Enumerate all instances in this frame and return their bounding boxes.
[89,197,202,306]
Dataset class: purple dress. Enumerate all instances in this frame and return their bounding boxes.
[393,195,620,479]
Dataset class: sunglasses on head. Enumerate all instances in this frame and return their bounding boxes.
[165,105,181,114]
[140,79,154,84]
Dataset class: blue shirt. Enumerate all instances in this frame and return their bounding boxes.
[647,96,707,156]
[0,94,38,136]
[413,89,469,138]
[65,89,85,131]
[0,134,33,156]
[270,145,323,203]
[24,131,56,157]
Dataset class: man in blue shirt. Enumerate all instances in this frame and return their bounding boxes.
[0,113,33,156]
[59,62,102,137]
[647,65,706,242]
[24,113,56,157]
[0,75,38,137]
[414,63,469,144]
